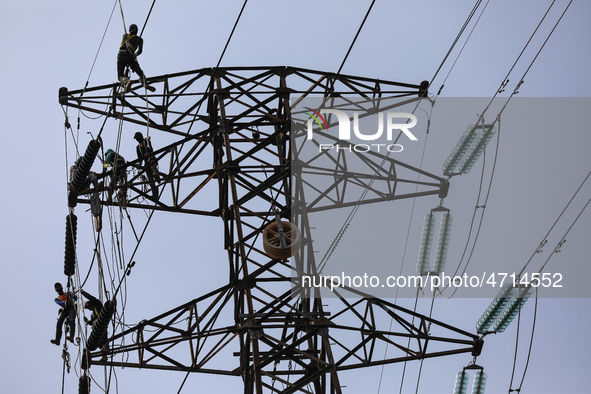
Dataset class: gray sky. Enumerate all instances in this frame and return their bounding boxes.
[1,0,590,393]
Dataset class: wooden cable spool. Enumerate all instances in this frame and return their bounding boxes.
[262,220,301,259]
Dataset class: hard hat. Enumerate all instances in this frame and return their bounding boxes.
[105,149,114,162]
[129,24,138,35]
[134,132,143,141]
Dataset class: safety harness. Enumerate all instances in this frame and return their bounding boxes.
[120,34,137,54]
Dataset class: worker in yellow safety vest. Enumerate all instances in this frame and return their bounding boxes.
[117,24,147,88]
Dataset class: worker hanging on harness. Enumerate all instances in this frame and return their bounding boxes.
[117,23,149,92]
[134,131,159,198]
[81,290,102,327]
[81,289,109,360]
[51,282,78,346]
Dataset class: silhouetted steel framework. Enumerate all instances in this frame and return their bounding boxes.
[59,67,480,394]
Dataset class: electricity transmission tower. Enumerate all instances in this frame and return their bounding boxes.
[59,66,482,393]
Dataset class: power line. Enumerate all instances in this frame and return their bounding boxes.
[537,194,591,274]
[84,0,118,91]
[515,0,573,88]
[434,0,491,96]
[430,0,484,86]
[139,0,157,37]
[413,296,437,394]
[214,0,249,71]
[482,0,572,119]
[516,168,591,277]
[516,289,538,392]
[335,0,376,76]
[507,301,522,392]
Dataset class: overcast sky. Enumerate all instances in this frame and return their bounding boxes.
[1,1,590,393]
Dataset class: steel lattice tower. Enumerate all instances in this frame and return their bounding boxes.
[59,66,481,394]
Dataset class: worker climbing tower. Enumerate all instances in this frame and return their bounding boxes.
[59,66,483,393]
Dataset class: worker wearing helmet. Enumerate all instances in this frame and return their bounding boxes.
[104,149,127,203]
[134,131,159,198]
[51,282,78,346]
[117,23,147,89]
[104,149,126,181]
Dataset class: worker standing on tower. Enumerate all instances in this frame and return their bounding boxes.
[104,149,128,203]
[117,23,147,91]
[134,131,159,198]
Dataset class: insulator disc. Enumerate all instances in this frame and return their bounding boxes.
[67,189,78,208]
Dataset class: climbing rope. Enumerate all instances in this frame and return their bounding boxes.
[117,0,128,35]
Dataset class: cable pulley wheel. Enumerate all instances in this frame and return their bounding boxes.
[262,220,301,259]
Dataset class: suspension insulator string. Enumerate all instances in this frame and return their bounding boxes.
[64,213,78,277]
